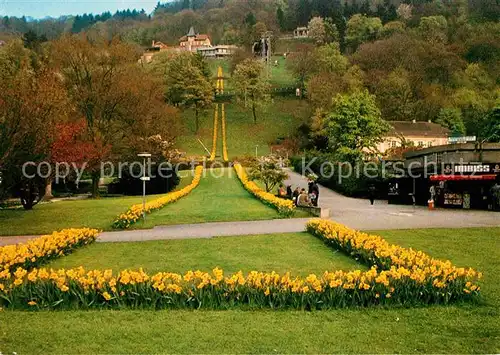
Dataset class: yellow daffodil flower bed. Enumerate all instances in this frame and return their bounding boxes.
[0,228,99,273]
[209,104,218,161]
[112,166,204,229]
[306,219,481,303]
[233,163,295,217]
[0,219,481,310]
[221,104,228,162]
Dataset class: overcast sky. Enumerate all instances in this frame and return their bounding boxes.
[0,0,159,19]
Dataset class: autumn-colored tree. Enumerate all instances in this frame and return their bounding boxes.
[50,120,110,172]
[0,40,68,208]
[306,72,345,109]
[286,43,316,90]
[51,34,179,197]
[233,58,270,124]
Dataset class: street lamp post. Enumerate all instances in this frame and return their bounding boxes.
[138,152,151,222]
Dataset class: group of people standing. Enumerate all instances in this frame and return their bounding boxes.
[277,178,320,207]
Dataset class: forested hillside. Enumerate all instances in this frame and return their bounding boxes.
[1,0,498,46]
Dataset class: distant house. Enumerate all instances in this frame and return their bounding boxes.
[377,120,450,153]
[151,40,168,50]
[197,45,238,58]
[179,26,211,52]
[0,40,6,47]
[141,40,170,63]
[293,26,309,38]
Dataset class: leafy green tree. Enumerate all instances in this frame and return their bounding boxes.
[380,20,405,38]
[233,58,270,124]
[418,16,448,43]
[324,17,339,43]
[313,42,348,74]
[435,108,466,136]
[375,67,415,121]
[248,155,289,192]
[451,87,490,135]
[163,52,213,133]
[323,90,389,162]
[480,106,500,142]
[276,6,286,30]
[306,72,345,109]
[345,14,382,51]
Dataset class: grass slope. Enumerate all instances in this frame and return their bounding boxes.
[207,56,296,91]
[134,168,307,229]
[48,232,364,275]
[1,227,499,353]
[176,98,311,158]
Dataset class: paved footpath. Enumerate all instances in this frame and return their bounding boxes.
[0,219,311,246]
[284,169,500,231]
[98,218,311,243]
[1,171,499,246]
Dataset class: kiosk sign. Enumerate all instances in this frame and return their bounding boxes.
[454,165,490,173]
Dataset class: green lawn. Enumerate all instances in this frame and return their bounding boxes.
[0,168,306,236]
[48,232,364,275]
[1,227,499,353]
[176,98,311,158]
[267,55,297,88]
[0,194,165,236]
[0,171,193,236]
[134,168,308,229]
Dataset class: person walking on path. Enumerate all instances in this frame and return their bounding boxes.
[308,178,314,195]
[368,184,376,205]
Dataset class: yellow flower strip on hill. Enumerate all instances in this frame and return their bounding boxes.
[113,166,204,229]
[0,228,99,273]
[233,163,295,217]
[209,104,218,161]
[221,104,228,162]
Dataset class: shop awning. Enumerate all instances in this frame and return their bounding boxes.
[430,174,498,181]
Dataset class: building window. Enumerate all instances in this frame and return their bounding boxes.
[428,141,433,147]
[418,141,424,147]
[390,141,397,148]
